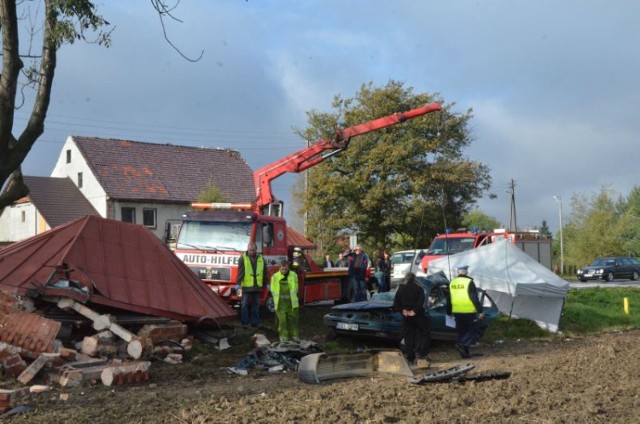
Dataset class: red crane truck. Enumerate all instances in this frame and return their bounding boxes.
[174,103,441,311]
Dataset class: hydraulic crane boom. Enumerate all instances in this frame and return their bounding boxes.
[254,103,441,215]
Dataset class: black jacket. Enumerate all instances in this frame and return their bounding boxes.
[393,280,425,315]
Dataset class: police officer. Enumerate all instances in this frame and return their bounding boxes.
[270,259,300,342]
[446,265,485,358]
[235,242,267,329]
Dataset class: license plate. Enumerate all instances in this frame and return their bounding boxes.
[336,322,359,331]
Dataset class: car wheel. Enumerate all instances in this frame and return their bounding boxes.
[633,271,639,281]
[606,272,614,282]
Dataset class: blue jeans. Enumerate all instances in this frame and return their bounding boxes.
[240,291,261,327]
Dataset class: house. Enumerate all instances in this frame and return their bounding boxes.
[0,176,100,243]
[0,135,255,243]
[52,136,256,241]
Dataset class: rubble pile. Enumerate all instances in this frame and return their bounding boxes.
[0,292,198,413]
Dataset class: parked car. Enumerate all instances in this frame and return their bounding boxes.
[389,249,426,289]
[576,257,640,282]
[323,272,499,342]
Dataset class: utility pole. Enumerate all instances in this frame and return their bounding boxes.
[553,196,564,275]
[507,179,517,232]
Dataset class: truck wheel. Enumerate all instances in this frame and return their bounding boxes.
[262,294,276,316]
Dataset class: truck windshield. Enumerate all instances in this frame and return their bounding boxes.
[176,221,251,252]
[429,237,475,255]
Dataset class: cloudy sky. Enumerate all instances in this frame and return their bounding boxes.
[16,1,640,233]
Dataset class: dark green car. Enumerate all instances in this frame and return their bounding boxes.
[324,272,499,342]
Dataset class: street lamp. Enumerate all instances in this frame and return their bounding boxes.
[552,196,564,275]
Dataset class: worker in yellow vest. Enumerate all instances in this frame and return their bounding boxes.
[235,242,267,329]
[270,259,300,342]
[446,265,485,358]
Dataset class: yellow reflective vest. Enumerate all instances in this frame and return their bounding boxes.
[241,254,264,288]
[449,276,477,313]
[270,270,299,310]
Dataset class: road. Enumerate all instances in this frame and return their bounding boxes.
[568,279,640,289]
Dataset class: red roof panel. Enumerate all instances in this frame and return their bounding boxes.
[0,216,235,322]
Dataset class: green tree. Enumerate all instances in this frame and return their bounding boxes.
[0,1,111,209]
[538,220,552,239]
[564,186,635,267]
[462,209,501,232]
[196,180,228,203]
[294,81,491,253]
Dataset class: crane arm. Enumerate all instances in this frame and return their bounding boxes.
[254,102,441,214]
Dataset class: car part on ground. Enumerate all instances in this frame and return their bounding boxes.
[298,350,413,384]
[408,364,511,384]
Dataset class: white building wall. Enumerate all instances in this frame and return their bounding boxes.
[51,136,109,216]
[0,203,42,242]
[111,200,190,241]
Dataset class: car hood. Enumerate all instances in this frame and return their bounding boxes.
[331,300,393,311]
[580,265,604,271]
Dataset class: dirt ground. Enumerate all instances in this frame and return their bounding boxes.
[5,320,640,423]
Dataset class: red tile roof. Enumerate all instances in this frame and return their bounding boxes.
[0,215,236,322]
[23,176,100,228]
[72,136,255,203]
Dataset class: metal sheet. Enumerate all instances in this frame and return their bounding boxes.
[0,216,236,322]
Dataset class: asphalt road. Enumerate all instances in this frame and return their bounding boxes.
[568,279,640,289]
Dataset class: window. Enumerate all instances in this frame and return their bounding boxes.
[66,149,71,163]
[121,207,136,223]
[143,208,156,228]
[77,172,83,188]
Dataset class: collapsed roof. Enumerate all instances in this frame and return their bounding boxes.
[0,215,236,322]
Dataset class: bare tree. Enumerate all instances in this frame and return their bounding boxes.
[0,0,110,209]
[0,0,201,211]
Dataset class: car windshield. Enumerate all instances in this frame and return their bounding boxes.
[370,291,396,302]
[591,258,615,267]
[428,237,475,254]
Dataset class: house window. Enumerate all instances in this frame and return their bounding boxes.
[77,172,83,188]
[143,208,157,228]
[121,207,136,223]
[66,149,71,163]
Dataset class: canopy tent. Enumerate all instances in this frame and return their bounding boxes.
[426,239,569,332]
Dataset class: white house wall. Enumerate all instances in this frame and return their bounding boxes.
[0,203,49,242]
[111,200,190,241]
[51,136,109,216]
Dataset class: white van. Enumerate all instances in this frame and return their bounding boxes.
[390,249,426,289]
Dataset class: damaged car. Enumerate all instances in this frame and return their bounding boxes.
[323,272,499,342]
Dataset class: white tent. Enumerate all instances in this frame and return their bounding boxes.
[426,239,569,332]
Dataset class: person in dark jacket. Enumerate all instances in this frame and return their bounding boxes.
[446,265,485,358]
[235,242,268,328]
[393,272,431,363]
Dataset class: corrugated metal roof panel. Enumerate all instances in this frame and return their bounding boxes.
[0,216,235,322]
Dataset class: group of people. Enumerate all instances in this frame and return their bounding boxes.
[235,242,486,359]
[323,247,392,300]
[235,242,300,343]
[393,264,486,363]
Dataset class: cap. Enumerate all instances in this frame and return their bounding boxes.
[457,265,469,271]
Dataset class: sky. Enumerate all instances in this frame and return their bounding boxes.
[15,0,640,234]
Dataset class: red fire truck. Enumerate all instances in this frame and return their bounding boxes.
[174,104,442,311]
[419,228,553,273]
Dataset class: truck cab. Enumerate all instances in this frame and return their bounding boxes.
[174,209,288,305]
